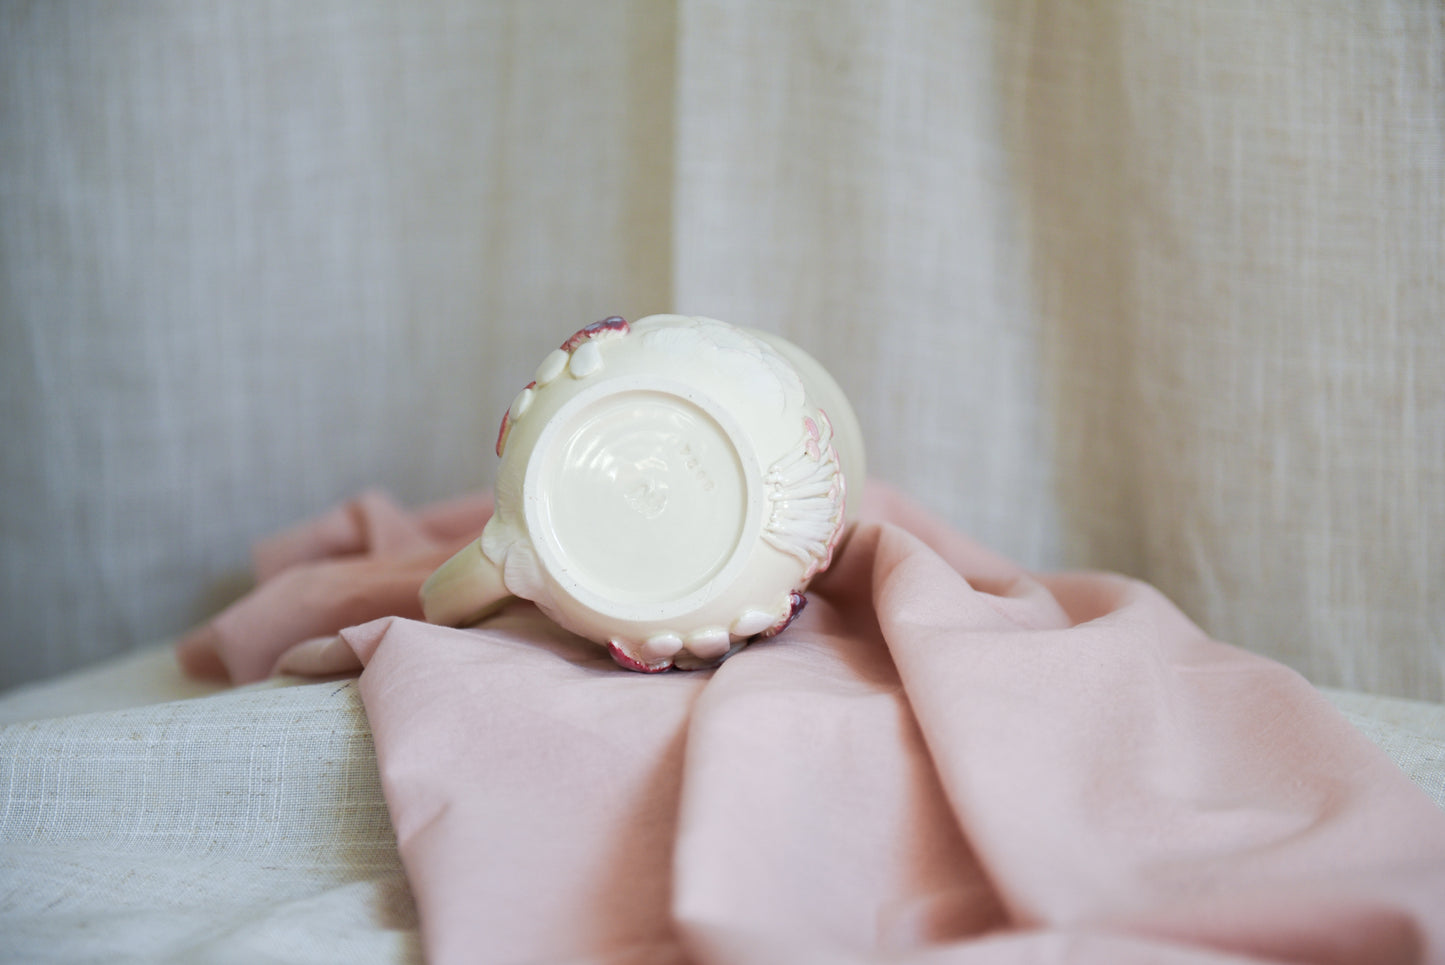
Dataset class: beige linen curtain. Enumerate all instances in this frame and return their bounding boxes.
[2,1,1441,697]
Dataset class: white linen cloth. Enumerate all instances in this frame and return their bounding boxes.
[2,1,1441,697]
[0,648,419,965]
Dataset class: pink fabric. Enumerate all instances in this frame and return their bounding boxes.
[177,490,491,682]
[180,485,1445,964]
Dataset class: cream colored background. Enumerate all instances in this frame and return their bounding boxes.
[2,1,1441,697]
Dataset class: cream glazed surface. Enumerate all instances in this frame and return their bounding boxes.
[421,314,864,671]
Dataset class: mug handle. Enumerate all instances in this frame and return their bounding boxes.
[419,536,515,627]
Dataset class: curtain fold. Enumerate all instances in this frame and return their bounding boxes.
[2,0,1441,697]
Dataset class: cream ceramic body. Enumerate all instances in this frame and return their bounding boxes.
[420,314,865,671]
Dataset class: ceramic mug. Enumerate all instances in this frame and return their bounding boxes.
[420,314,865,671]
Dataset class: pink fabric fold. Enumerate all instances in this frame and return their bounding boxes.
[180,484,1445,964]
[176,490,491,683]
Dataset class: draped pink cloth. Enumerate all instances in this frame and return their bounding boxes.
[179,485,1445,964]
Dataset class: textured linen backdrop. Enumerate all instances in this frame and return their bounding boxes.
[1,1,1441,697]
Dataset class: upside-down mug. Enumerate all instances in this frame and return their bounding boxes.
[420,314,865,672]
